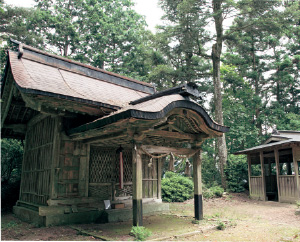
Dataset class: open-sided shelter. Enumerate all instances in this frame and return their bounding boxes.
[236,130,300,203]
[1,40,229,226]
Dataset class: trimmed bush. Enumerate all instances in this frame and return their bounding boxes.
[130,226,152,241]
[203,185,224,199]
[161,172,194,202]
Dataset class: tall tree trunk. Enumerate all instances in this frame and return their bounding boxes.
[212,0,228,189]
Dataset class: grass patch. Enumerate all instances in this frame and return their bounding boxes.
[1,221,19,230]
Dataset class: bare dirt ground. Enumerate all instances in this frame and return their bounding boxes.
[1,193,300,241]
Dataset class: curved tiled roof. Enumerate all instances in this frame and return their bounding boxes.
[68,94,230,136]
[8,47,154,110]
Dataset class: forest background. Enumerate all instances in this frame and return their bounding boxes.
[1,0,300,210]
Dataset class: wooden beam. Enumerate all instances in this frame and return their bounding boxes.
[193,150,203,220]
[141,145,195,156]
[82,131,127,144]
[148,130,199,141]
[3,124,27,133]
[132,143,143,226]
[21,93,42,111]
[259,151,267,201]
[27,113,49,128]
[1,81,15,127]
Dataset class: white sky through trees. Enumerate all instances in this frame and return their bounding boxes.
[4,0,164,33]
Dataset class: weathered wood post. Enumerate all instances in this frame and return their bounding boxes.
[292,146,300,200]
[132,143,143,226]
[157,157,163,200]
[274,149,281,202]
[247,155,252,197]
[193,149,203,220]
[259,151,267,201]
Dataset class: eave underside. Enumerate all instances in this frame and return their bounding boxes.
[68,108,224,148]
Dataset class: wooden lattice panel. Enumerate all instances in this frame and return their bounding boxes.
[115,184,133,197]
[89,147,114,183]
[20,116,55,205]
[89,185,111,200]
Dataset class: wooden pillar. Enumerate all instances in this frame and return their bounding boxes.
[50,117,61,199]
[247,154,252,196]
[193,149,203,220]
[132,144,143,226]
[157,157,163,200]
[259,151,267,201]
[292,146,300,199]
[274,149,281,202]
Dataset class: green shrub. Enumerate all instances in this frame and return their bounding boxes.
[225,155,248,193]
[210,186,224,197]
[296,201,300,209]
[161,172,194,202]
[216,221,226,230]
[203,185,224,199]
[1,139,23,212]
[203,188,214,199]
[130,226,152,241]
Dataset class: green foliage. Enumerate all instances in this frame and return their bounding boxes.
[161,172,193,202]
[210,186,224,197]
[1,139,23,211]
[203,185,224,199]
[296,201,300,209]
[216,221,226,230]
[201,142,221,187]
[130,226,152,241]
[1,221,19,230]
[225,155,248,193]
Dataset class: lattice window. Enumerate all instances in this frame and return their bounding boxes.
[115,149,132,183]
[89,147,114,183]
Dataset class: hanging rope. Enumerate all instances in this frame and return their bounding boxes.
[140,146,201,159]
[184,160,191,176]
[140,146,201,174]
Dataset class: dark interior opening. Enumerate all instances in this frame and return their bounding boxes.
[263,151,278,201]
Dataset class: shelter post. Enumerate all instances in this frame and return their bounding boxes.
[292,146,300,199]
[259,151,267,201]
[274,149,281,202]
[193,149,203,220]
[247,155,252,196]
[132,143,143,226]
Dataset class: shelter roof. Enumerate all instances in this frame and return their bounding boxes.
[235,130,300,155]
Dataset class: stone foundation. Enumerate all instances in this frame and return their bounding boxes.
[13,199,169,227]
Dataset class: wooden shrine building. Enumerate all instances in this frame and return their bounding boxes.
[1,40,229,226]
[236,130,300,203]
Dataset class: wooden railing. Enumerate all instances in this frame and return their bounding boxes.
[278,175,297,198]
[250,176,264,197]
